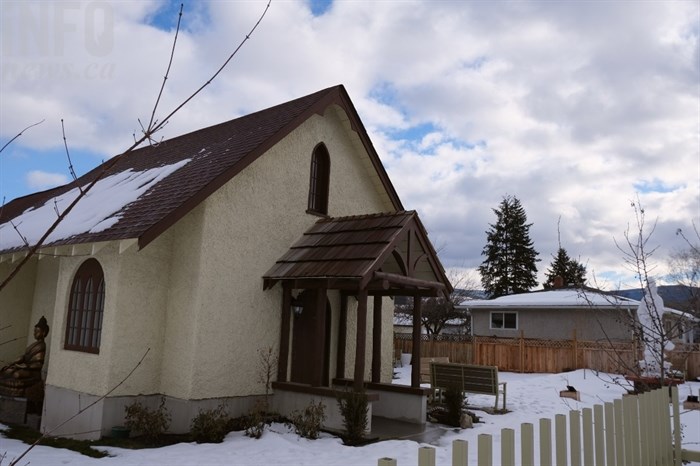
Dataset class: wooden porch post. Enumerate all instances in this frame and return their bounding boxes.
[372,294,382,383]
[354,290,368,391]
[277,286,292,382]
[411,295,422,388]
[336,293,348,379]
[312,287,327,387]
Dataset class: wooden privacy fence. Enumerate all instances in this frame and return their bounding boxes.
[394,334,700,379]
[378,386,700,466]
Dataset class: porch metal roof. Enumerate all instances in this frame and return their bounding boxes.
[262,211,452,297]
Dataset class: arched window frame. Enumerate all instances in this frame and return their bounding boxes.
[307,143,330,216]
[65,258,105,354]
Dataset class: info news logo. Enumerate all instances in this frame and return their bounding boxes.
[1,1,116,81]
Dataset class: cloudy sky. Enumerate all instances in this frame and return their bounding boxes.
[1,0,698,290]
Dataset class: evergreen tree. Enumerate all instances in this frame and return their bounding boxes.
[543,247,587,288]
[479,195,540,297]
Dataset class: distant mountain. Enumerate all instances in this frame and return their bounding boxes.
[614,285,699,312]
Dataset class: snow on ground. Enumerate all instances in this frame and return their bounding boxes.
[1,367,698,465]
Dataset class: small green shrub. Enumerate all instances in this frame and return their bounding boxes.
[190,404,231,443]
[287,400,325,439]
[124,397,171,443]
[443,384,465,427]
[337,390,368,446]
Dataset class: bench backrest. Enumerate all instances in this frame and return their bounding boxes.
[420,357,449,382]
[431,363,500,396]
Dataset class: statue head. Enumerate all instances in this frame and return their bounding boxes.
[34,316,49,338]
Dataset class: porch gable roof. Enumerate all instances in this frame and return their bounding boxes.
[262,211,452,297]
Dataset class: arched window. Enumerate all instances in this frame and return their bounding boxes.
[65,259,105,353]
[307,143,330,215]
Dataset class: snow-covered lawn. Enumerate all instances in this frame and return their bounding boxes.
[1,367,698,465]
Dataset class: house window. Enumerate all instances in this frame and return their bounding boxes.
[490,311,517,330]
[65,258,105,353]
[307,143,330,215]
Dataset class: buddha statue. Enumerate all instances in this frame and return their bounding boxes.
[0,316,49,398]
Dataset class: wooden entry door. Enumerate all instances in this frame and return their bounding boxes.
[290,290,331,386]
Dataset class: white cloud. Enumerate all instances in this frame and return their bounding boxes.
[1,0,698,289]
[25,170,69,190]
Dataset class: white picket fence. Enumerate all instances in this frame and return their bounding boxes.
[378,386,699,466]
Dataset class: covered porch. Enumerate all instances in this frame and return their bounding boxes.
[263,211,452,431]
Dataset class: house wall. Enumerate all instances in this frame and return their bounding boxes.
[186,106,395,399]
[0,259,37,366]
[44,237,175,398]
[32,104,402,437]
[29,258,60,377]
[471,308,635,341]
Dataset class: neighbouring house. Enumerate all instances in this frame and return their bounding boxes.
[460,286,697,344]
[0,85,451,439]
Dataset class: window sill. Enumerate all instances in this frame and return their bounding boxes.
[305,209,329,218]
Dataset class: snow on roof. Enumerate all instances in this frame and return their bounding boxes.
[0,160,189,251]
[459,289,636,308]
[458,288,697,320]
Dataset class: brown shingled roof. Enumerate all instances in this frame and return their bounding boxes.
[263,211,452,297]
[0,85,403,254]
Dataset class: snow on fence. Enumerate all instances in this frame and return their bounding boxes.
[378,386,699,466]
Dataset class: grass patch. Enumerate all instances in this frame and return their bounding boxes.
[94,432,191,449]
[2,424,193,458]
[2,425,110,458]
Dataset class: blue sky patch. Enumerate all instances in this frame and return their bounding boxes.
[309,0,333,16]
[369,81,402,108]
[389,122,438,141]
[0,145,104,203]
[147,1,209,32]
[633,178,680,194]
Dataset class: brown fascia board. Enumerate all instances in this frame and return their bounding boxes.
[138,85,404,250]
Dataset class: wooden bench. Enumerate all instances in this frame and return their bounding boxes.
[430,362,507,411]
[420,357,449,383]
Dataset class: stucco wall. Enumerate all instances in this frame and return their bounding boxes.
[46,247,116,395]
[45,235,177,397]
[472,308,635,341]
[29,258,60,377]
[186,106,396,399]
[38,104,399,405]
[0,259,37,366]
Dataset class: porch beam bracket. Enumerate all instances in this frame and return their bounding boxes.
[373,271,446,291]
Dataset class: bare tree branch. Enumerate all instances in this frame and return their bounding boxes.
[146,3,184,142]
[61,119,80,187]
[0,120,44,157]
[9,221,28,247]
[0,1,271,292]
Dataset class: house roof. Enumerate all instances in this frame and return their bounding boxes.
[263,210,452,297]
[459,288,696,319]
[0,85,403,255]
[460,289,637,309]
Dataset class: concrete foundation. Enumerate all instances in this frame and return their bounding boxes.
[0,396,26,425]
[42,384,264,440]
